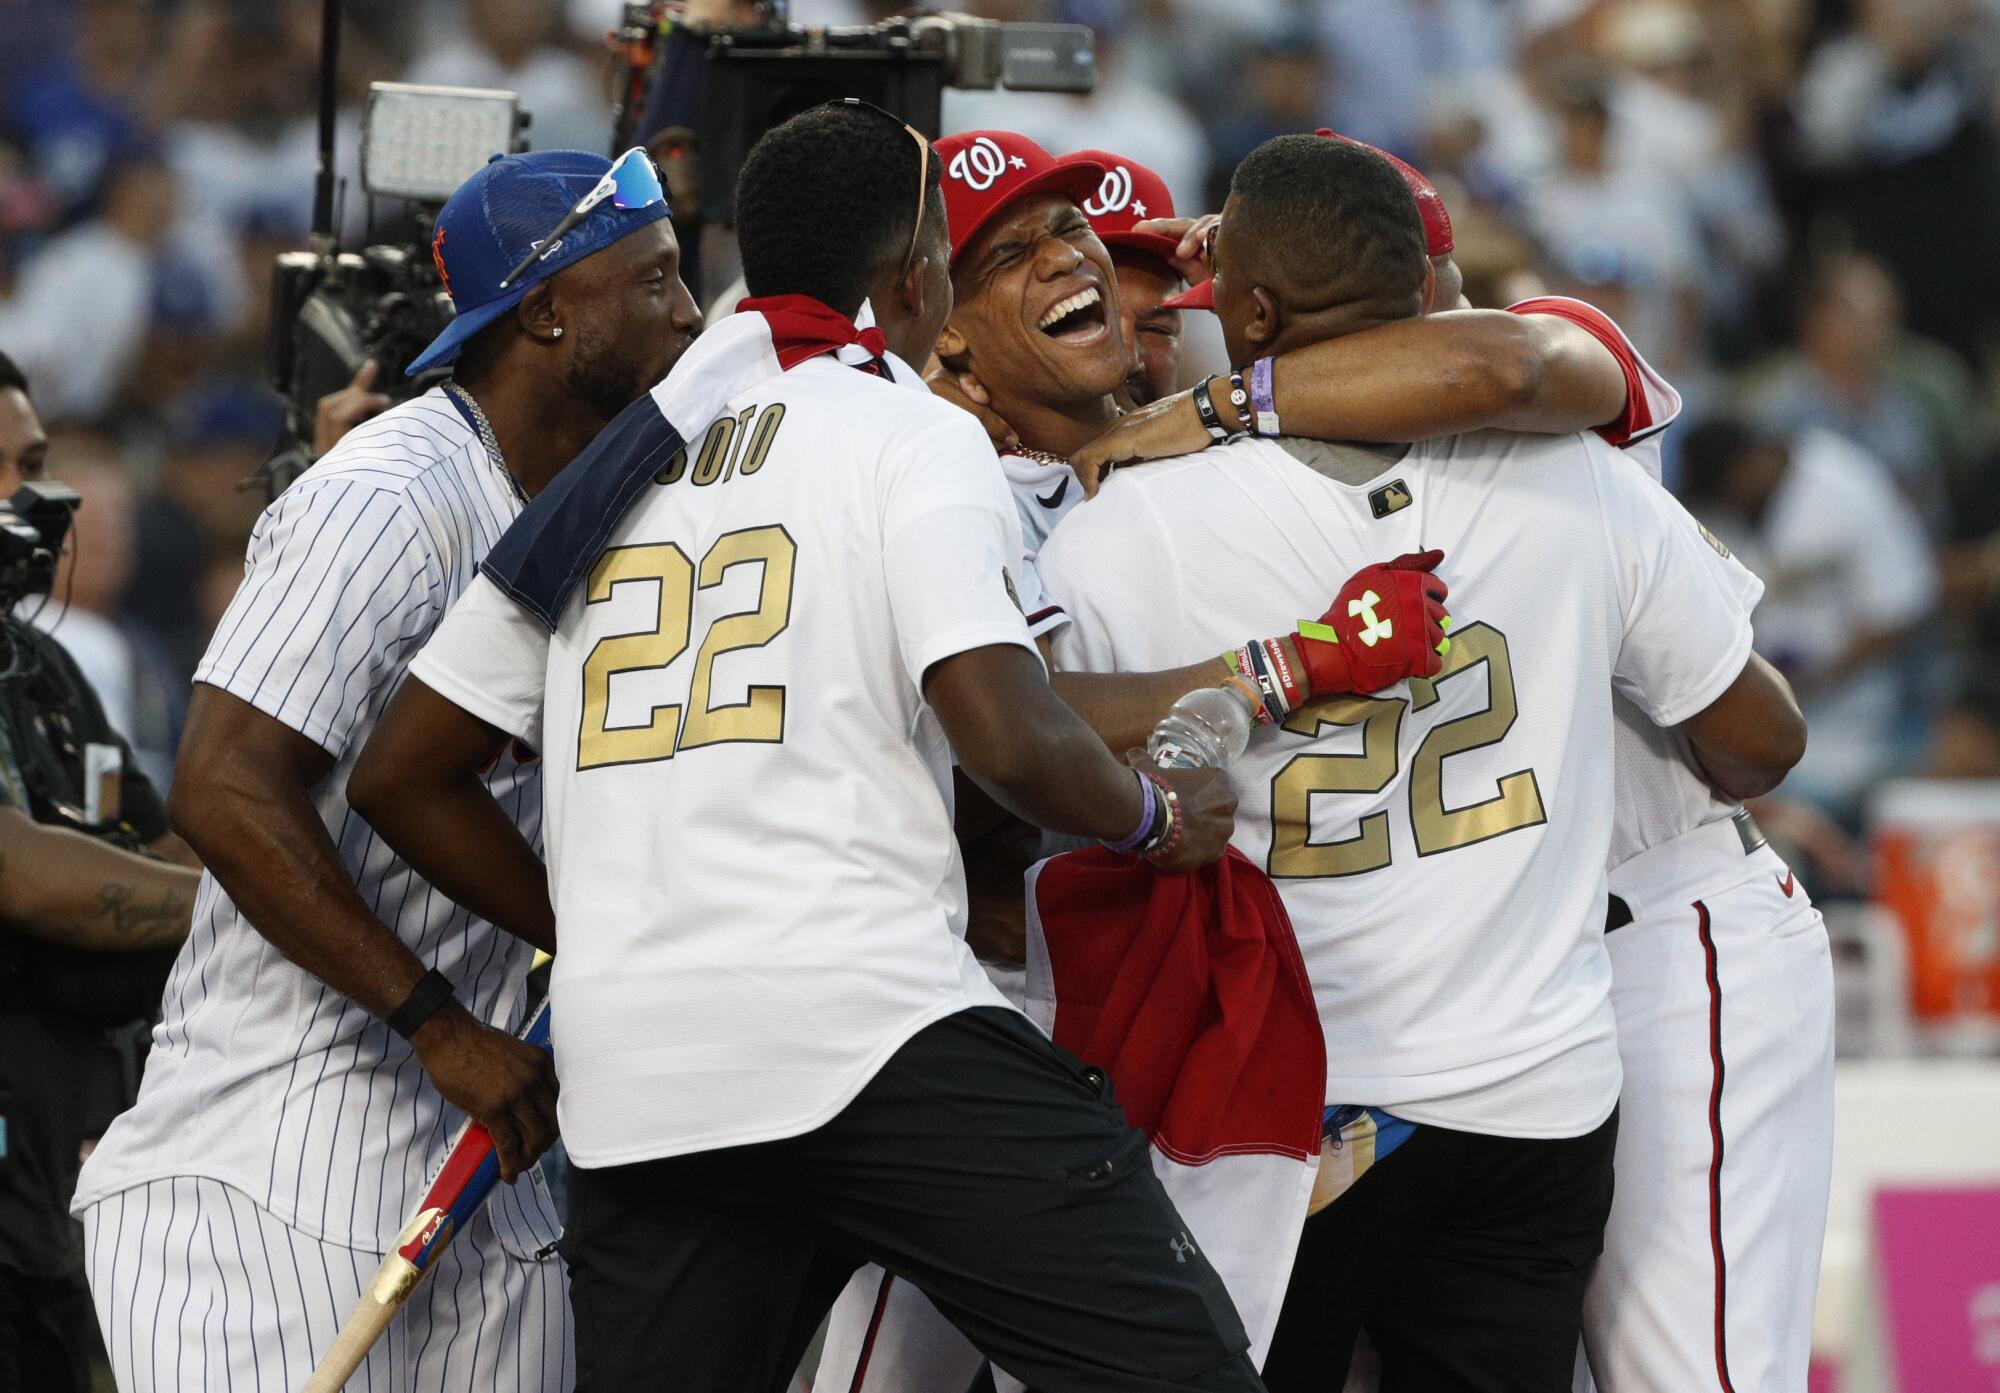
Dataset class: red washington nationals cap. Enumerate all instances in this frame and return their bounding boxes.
[935,130,1106,265]
[1067,150,1180,262]
[1161,130,1455,312]
[1319,130,1453,256]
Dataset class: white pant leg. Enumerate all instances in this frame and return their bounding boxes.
[82,1177,393,1393]
[817,1266,986,1393]
[81,1177,572,1393]
[1579,864,1834,1393]
[405,1202,573,1393]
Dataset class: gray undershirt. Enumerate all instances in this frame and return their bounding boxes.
[1277,437,1411,487]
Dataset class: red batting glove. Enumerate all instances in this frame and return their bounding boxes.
[1295,550,1452,696]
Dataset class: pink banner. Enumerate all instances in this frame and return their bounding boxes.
[1872,1186,2000,1391]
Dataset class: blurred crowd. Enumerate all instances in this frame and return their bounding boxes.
[5,0,2000,891]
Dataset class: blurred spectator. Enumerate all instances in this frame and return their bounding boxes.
[0,151,176,422]
[37,439,187,790]
[2,0,157,221]
[944,28,1211,211]
[1200,23,1326,208]
[1679,417,1939,818]
[1597,1,1782,341]
[1927,662,2000,780]
[123,380,284,677]
[1313,0,1515,159]
[1522,74,1702,375]
[1793,0,2000,364]
[407,0,613,154]
[1740,253,1985,535]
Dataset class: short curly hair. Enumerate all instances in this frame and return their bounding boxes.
[735,102,946,316]
[1228,135,1427,309]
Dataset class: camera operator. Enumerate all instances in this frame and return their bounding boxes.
[0,351,198,1393]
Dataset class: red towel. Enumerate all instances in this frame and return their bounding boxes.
[1024,846,1325,1363]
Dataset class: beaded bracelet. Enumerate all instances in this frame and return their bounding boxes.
[1103,768,1158,855]
[1226,370,1251,433]
[1140,776,1186,864]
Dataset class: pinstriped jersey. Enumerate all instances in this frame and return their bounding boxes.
[74,389,561,1256]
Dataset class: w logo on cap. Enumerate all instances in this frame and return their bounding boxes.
[1083,165,1134,217]
[948,137,1010,191]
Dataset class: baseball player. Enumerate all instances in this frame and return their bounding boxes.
[350,101,1261,1393]
[1081,145,1835,1393]
[70,149,701,1392]
[1072,150,1191,405]
[1037,135,1808,1392]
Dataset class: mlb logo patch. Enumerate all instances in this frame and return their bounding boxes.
[1369,479,1413,519]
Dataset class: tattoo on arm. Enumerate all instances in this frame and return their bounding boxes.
[85,882,194,945]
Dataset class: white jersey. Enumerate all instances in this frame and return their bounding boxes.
[1507,297,1765,870]
[997,448,1079,637]
[75,390,560,1256]
[1038,428,1755,1137]
[410,353,1025,1168]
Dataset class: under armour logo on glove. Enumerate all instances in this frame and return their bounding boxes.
[1295,550,1452,696]
[1347,590,1392,646]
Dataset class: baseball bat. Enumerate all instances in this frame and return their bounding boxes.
[302,999,553,1392]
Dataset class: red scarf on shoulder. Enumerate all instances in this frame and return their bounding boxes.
[737,293,890,371]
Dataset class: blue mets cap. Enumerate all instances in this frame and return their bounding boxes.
[409,148,671,376]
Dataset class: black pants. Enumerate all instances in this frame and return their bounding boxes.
[0,1265,96,1393]
[564,1007,1263,1393]
[1264,1110,1619,1393]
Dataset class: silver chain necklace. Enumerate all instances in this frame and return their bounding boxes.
[444,381,528,506]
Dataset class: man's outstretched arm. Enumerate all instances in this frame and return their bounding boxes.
[0,807,198,951]
[1073,310,1629,489]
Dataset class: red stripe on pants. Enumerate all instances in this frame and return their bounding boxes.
[847,1272,896,1393]
[1696,900,1738,1393]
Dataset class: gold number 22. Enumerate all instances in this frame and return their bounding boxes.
[1269,621,1546,878]
[576,525,797,770]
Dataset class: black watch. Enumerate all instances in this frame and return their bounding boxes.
[1191,377,1231,442]
[386,968,457,1041]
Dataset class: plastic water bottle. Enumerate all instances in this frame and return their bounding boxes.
[1146,683,1257,770]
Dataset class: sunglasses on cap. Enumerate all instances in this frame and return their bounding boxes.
[813,99,929,279]
[500,146,669,290]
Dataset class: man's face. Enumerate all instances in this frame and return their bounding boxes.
[947,193,1126,408]
[554,220,702,421]
[0,388,48,498]
[1209,194,1259,367]
[1110,249,1185,405]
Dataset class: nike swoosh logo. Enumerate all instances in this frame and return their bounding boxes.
[1778,871,1796,898]
[1036,477,1070,509]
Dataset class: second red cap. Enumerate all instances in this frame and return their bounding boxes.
[1066,150,1180,263]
